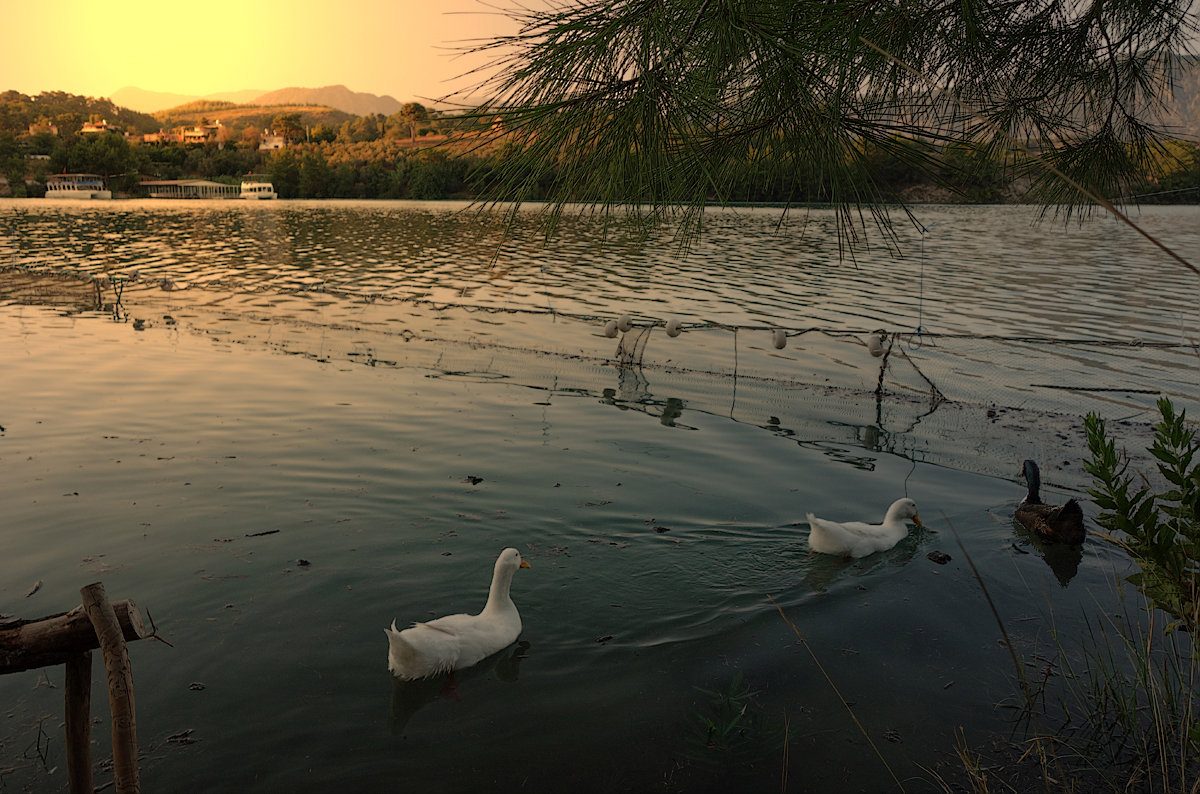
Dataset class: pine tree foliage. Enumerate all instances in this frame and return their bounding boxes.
[461,0,1197,247]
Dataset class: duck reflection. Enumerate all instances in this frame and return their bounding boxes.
[1010,519,1083,586]
[389,640,530,734]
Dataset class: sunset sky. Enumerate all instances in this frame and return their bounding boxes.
[2,0,518,103]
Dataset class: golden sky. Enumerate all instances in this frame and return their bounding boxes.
[1,0,517,103]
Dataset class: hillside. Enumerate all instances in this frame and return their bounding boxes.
[0,90,159,134]
[154,102,355,131]
[1156,54,1200,140]
[111,87,266,114]
[111,84,406,116]
[252,85,404,116]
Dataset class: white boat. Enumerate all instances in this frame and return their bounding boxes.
[240,180,277,200]
[45,173,112,199]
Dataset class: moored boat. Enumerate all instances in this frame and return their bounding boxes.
[240,181,277,200]
[45,174,112,199]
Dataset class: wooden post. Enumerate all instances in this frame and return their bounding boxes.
[64,651,94,794]
[81,582,140,794]
[1,599,146,675]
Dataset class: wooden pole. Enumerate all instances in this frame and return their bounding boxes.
[81,582,140,794]
[64,651,94,794]
[1,599,147,675]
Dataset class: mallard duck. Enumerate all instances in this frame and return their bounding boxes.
[386,548,531,679]
[806,498,923,558]
[1015,460,1085,545]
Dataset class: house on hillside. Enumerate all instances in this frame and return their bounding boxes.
[28,121,58,136]
[182,121,223,144]
[258,130,286,151]
[81,119,117,134]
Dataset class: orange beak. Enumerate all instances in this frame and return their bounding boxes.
[520,559,531,568]
[912,512,924,528]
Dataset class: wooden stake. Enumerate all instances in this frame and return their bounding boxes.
[81,582,140,794]
[1,599,147,675]
[65,651,94,794]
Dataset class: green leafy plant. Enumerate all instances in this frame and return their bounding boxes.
[1084,396,1200,635]
[683,671,783,768]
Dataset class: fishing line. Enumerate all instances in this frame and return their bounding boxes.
[909,223,934,351]
[903,456,917,498]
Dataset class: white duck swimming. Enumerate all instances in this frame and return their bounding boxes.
[806,498,923,558]
[386,547,531,679]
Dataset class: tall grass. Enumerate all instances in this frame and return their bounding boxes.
[1053,595,1199,792]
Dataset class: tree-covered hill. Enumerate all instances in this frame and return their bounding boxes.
[153,101,354,132]
[0,90,159,135]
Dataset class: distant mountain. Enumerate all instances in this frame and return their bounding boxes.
[251,85,404,116]
[1157,55,1200,141]
[111,86,266,114]
[111,84,407,116]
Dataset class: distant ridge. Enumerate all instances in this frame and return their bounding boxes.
[252,85,404,116]
[111,86,265,114]
[110,84,407,116]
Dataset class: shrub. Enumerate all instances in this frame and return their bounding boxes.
[1085,397,1200,635]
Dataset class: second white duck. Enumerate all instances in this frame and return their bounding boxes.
[806,498,923,558]
[386,547,531,679]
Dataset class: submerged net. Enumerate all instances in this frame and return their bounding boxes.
[2,264,1193,494]
[3,200,1197,494]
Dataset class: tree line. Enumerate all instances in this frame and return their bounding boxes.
[4,116,1199,204]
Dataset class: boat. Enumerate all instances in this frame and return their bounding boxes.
[45,174,112,200]
[240,180,277,200]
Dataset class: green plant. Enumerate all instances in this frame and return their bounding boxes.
[1085,397,1200,635]
[689,671,767,759]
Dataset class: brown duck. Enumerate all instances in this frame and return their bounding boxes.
[1015,460,1085,545]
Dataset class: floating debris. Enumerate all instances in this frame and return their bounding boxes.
[26,580,43,598]
[245,529,280,537]
[772,329,787,349]
[927,550,952,564]
[464,475,484,485]
[665,318,682,337]
[867,329,887,357]
[602,319,618,338]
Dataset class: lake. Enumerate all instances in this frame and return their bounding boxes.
[1,200,1198,792]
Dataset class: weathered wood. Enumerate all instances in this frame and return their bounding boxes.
[0,599,147,674]
[82,582,140,794]
[65,651,94,794]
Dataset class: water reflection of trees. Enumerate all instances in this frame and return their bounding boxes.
[0,271,103,314]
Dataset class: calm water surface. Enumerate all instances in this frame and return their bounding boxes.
[1,200,1198,792]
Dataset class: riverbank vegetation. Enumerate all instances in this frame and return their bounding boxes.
[3,88,1200,204]
[3,124,1200,205]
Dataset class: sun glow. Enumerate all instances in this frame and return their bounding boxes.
[2,0,513,103]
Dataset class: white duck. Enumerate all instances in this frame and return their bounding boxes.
[806,498,923,558]
[386,547,531,679]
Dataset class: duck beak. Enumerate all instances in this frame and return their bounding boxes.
[520,559,532,569]
[912,512,924,528]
